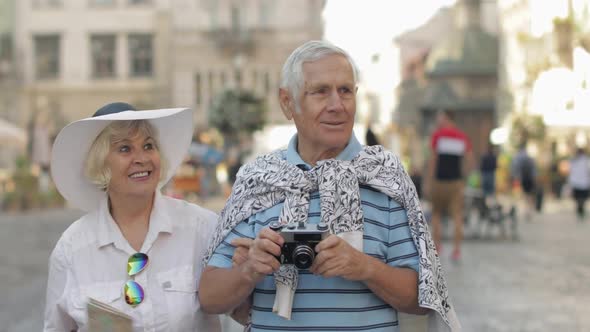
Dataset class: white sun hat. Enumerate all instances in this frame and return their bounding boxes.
[50,102,193,212]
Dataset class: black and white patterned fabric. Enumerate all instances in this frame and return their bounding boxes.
[204,145,460,331]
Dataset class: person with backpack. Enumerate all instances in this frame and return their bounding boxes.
[480,144,498,198]
[511,142,537,222]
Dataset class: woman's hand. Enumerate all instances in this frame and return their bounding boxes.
[231,238,253,266]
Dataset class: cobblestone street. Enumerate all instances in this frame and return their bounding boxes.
[0,198,588,331]
[444,203,590,331]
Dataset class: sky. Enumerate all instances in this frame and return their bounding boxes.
[321,0,590,132]
[321,0,457,125]
[323,0,457,73]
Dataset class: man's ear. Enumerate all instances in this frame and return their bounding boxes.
[279,88,294,120]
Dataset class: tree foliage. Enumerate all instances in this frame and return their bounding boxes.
[208,89,267,143]
[509,113,546,148]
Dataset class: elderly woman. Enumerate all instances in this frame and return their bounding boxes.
[43,102,220,331]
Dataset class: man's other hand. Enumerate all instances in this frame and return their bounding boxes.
[310,235,371,281]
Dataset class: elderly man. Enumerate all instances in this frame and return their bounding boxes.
[199,40,460,331]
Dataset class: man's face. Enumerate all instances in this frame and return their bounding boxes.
[281,54,357,157]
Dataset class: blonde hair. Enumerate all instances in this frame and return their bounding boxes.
[84,120,168,191]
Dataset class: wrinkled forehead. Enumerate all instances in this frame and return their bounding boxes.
[301,55,355,86]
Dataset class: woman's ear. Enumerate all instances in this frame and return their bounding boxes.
[279,88,294,120]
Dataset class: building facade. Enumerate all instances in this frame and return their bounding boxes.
[0,0,17,123]
[12,0,324,136]
[170,0,324,126]
[394,0,499,171]
[498,0,590,148]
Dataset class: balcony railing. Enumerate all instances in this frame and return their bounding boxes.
[207,28,255,56]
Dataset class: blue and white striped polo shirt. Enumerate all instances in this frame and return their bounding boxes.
[208,135,420,332]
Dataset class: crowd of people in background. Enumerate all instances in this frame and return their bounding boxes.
[172,120,590,232]
[391,110,590,257]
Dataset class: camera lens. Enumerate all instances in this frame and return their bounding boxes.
[292,245,315,269]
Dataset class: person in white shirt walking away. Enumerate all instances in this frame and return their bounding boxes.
[568,147,590,221]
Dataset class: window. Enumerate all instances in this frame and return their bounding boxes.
[234,69,242,88]
[128,0,151,5]
[0,34,12,62]
[208,71,214,106]
[34,35,60,79]
[0,34,12,77]
[307,0,317,26]
[32,0,62,8]
[209,0,218,29]
[231,6,241,33]
[252,69,258,91]
[89,0,115,6]
[259,0,270,27]
[91,35,116,78]
[220,71,227,87]
[264,71,270,94]
[128,34,152,77]
[195,73,201,105]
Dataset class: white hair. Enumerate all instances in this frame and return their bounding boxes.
[279,40,359,113]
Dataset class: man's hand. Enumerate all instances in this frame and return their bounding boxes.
[310,235,371,281]
[199,229,282,315]
[310,235,425,314]
[232,228,284,283]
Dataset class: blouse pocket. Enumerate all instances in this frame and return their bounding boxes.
[157,265,198,327]
[158,268,197,293]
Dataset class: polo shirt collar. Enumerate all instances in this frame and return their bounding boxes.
[286,133,362,169]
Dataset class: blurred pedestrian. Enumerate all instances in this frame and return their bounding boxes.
[226,145,243,186]
[365,124,380,146]
[428,109,473,261]
[44,102,221,331]
[510,142,537,222]
[188,132,224,199]
[567,147,590,221]
[480,144,498,198]
[410,166,423,199]
[32,110,53,193]
[550,157,564,198]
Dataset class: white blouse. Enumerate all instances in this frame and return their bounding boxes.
[43,192,222,332]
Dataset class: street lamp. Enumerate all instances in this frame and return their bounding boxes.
[233,53,245,90]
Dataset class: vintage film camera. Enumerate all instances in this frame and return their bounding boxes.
[269,221,330,270]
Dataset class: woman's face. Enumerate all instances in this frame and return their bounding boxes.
[105,131,161,199]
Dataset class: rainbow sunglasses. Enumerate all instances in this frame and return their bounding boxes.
[124,253,149,307]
